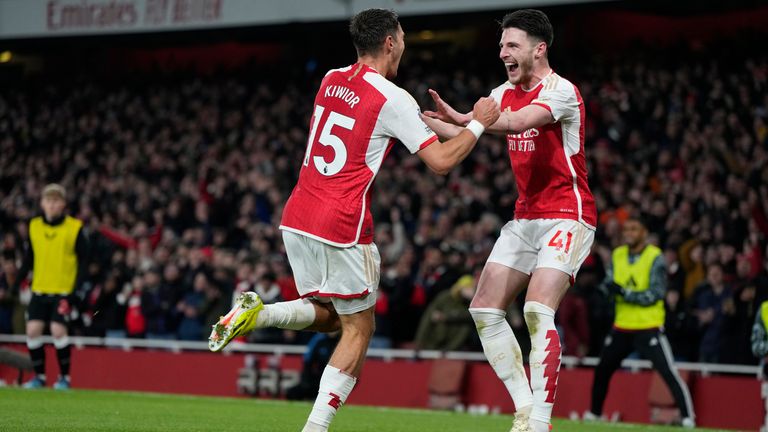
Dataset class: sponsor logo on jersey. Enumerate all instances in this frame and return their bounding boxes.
[507,128,539,152]
[508,128,540,139]
[508,139,536,152]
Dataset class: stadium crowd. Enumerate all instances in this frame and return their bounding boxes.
[0,36,766,364]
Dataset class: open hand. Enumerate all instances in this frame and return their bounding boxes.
[423,89,471,125]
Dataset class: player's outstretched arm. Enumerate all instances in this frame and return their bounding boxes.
[424,88,555,135]
[417,97,499,176]
[485,104,554,135]
[423,89,472,126]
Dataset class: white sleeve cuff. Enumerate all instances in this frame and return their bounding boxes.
[465,119,485,139]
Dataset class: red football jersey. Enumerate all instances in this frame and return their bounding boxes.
[490,71,597,228]
[280,64,438,247]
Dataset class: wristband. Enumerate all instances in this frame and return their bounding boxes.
[465,119,485,139]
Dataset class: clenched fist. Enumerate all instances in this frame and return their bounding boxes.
[472,97,500,128]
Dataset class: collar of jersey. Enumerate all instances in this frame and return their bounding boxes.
[518,69,554,93]
[354,62,379,75]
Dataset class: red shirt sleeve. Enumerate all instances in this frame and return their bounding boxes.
[98,226,137,249]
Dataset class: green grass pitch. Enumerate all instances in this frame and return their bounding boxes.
[0,388,727,431]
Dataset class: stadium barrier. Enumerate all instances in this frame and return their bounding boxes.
[0,335,761,430]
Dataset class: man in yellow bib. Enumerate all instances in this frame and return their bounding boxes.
[584,217,694,427]
[15,184,88,389]
[752,300,768,432]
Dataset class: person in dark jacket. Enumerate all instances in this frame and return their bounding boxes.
[414,275,476,351]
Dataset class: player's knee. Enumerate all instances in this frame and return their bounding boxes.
[523,301,555,319]
[469,307,505,324]
[469,293,489,309]
[469,285,501,309]
[26,324,43,338]
[468,308,506,338]
[523,301,557,341]
[524,290,560,310]
[50,323,68,339]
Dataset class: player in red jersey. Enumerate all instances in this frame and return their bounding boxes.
[423,10,596,432]
[208,8,499,432]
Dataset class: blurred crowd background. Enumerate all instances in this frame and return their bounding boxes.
[0,5,767,366]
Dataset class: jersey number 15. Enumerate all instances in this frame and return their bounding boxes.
[303,104,356,176]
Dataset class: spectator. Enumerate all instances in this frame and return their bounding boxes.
[286,332,340,401]
[722,257,766,364]
[557,287,590,358]
[90,271,129,338]
[680,240,706,300]
[141,268,176,339]
[380,252,421,348]
[248,272,284,343]
[0,252,21,334]
[176,273,208,340]
[663,289,698,361]
[693,264,734,363]
[124,276,146,339]
[577,249,611,357]
[414,275,476,351]
[664,247,686,295]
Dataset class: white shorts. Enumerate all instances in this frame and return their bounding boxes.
[282,230,379,315]
[487,219,595,279]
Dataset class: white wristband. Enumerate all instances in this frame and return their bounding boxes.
[466,119,485,139]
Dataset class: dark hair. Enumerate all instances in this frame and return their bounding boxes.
[349,8,400,56]
[501,9,553,49]
[625,215,649,230]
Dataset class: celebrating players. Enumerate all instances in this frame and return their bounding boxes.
[423,9,596,432]
[207,8,499,432]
